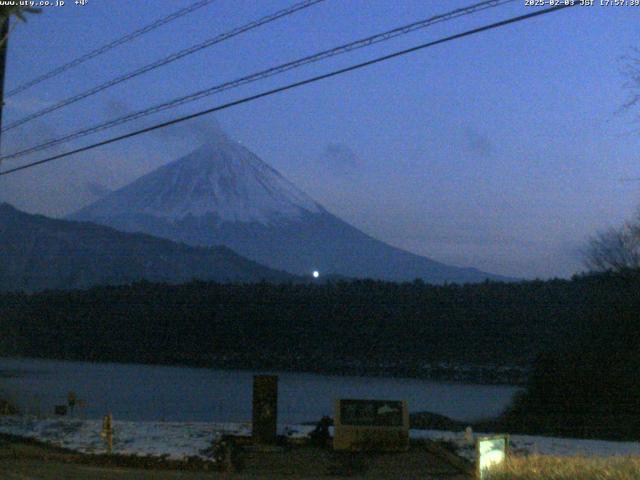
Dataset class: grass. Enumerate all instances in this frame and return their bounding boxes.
[491,455,640,480]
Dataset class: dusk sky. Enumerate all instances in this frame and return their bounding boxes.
[0,0,638,279]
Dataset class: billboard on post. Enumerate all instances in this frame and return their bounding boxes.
[333,399,409,451]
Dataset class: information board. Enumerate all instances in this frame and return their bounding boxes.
[334,399,409,451]
[339,399,404,427]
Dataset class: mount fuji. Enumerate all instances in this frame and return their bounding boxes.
[70,135,506,284]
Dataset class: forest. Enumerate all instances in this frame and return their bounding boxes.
[0,274,622,376]
[1,269,638,438]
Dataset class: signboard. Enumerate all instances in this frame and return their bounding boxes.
[334,399,409,451]
[340,399,404,427]
[252,375,278,444]
[476,435,509,479]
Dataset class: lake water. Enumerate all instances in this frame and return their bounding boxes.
[0,357,519,424]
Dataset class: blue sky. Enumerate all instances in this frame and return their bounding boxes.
[0,0,638,279]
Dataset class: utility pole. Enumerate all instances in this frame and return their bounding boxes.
[0,15,9,159]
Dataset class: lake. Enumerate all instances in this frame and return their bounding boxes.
[0,357,519,424]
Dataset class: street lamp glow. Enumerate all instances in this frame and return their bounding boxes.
[313,270,319,278]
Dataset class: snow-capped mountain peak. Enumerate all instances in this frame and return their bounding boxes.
[77,138,322,225]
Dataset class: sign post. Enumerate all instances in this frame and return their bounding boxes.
[67,391,77,415]
[252,375,278,444]
[101,413,114,455]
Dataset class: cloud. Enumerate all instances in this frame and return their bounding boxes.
[322,143,361,175]
[0,114,134,217]
[85,181,112,199]
[463,127,495,158]
[103,99,132,119]
[100,96,232,149]
[3,96,54,116]
[152,114,228,145]
[3,119,61,156]
[101,98,227,144]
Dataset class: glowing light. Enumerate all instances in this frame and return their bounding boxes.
[313,270,319,278]
[477,435,508,479]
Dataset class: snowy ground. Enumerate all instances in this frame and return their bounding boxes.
[1,416,639,463]
[0,416,306,460]
[411,429,640,462]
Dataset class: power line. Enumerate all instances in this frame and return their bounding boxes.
[5,0,217,98]
[2,0,326,133]
[0,15,10,154]
[0,4,576,178]
[1,0,515,162]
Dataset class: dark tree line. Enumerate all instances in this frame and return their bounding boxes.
[0,276,601,377]
[501,270,640,440]
[2,272,639,438]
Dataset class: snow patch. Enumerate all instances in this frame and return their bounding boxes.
[412,429,640,462]
[76,138,322,225]
[1,416,638,462]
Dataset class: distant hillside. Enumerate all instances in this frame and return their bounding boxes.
[0,203,294,292]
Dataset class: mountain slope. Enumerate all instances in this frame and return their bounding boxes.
[71,136,507,284]
[0,203,294,292]
[73,134,323,225]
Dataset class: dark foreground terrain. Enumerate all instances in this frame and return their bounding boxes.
[0,434,469,479]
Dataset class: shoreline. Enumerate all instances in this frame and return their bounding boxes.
[0,356,528,386]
